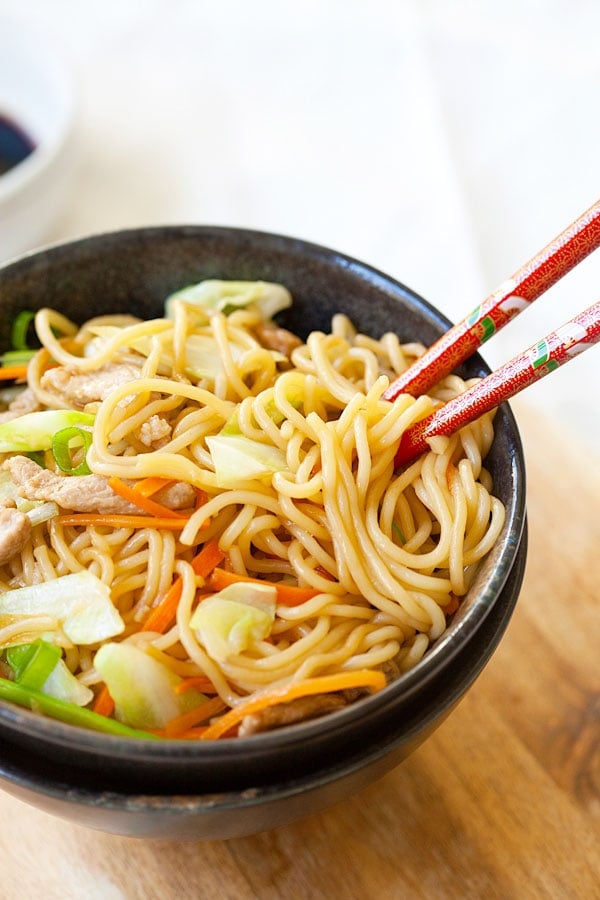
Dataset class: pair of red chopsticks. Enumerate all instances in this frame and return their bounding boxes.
[388,199,600,467]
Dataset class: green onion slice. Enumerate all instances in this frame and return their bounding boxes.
[0,350,36,366]
[10,311,36,353]
[392,521,406,544]
[0,676,159,739]
[6,640,61,690]
[52,426,93,476]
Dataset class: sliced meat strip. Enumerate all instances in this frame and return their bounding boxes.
[0,388,40,424]
[152,481,196,510]
[4,456,196,516]
[40,362,142,409]
[252,321,303,357]
[237,693,347,737]
[0,507,32,565]
[3,456,140,515]
[137,415,172,449]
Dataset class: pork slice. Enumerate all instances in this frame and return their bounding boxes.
[252,321,302,357]
[0,388,40,424]
[4,456,196,516]
[153,481,196,510]
[137,415,172,449]
[237,693,347,737]
[3,456,140,515]
[0,507,32,565]
[40,362,142,409]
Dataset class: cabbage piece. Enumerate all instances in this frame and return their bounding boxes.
[0,676,158,738]
[220,391,303,437]
[40,658,94,706]
[0,471,59,524]
[0,410,95,453]
[84,325,229,378]
[165,279,292,321]
[190,582,277,662]
[20,501,60,526]
[85,326,284,381]
[0,571,125,645]
[177,334,246,379]
[6,639,60,688]
[183,334,285,378]
[94,642,205,729]
[5,638,93,706]
[206,434,287,487]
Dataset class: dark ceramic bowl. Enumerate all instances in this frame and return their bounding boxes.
[0,227,527,839]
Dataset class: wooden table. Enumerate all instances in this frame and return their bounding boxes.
[0,403,598,899]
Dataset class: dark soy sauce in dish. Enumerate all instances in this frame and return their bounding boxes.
[0,115,36,176]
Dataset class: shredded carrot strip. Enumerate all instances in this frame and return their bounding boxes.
[444,595,460,616]
[142,580,183,634]
[54,514,189,530]
[141,540,225,634]
[194,487,209,510]
[92,685,114,717]
[208,567,320,606]
[116,476,208,518]
[94,541,224,718]
[200,670,387,740]
[175,676,218,695]
[174,726,209,739]
[160,696,227,738]
[108,476,187,519]
[191,539,226,578]
[134,477,174,498]
[0,364,29,381]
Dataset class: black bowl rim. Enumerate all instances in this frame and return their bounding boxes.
[0,225,526,763]
[0,522,527,823]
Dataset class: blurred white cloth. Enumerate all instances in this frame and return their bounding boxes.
[1,0,599,452]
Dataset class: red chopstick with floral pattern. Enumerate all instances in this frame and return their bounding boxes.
[394,301,600,467]
[384,199,600,403]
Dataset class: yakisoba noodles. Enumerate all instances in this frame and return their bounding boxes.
[0,282,505,740]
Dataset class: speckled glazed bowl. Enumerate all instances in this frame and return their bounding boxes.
[0,227,527,839]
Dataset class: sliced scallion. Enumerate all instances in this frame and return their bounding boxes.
[392,521,406,544]
[0,350,36,366]
[6,640,61,690]
[0,676,159,739]
[52,425,93,476]
[24,451,46,468]
[10,310,36,353]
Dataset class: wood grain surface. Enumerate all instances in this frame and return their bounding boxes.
[0,402,598,900]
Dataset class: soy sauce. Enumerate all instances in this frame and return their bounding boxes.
[0,114,36,176]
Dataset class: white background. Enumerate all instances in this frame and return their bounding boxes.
[1,0,599,454]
